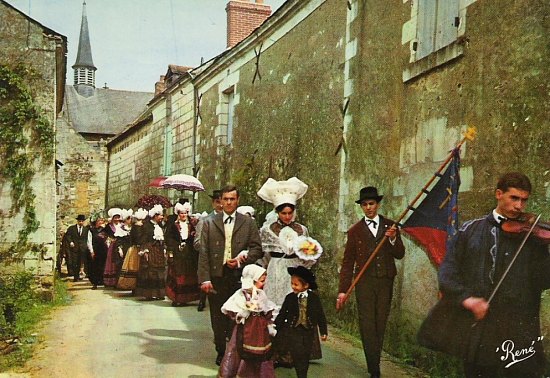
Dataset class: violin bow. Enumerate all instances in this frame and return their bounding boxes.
[471,214,541,328]
[338,126,477,309]
[486,214,541,305]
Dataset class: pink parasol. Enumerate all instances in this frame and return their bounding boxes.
[161,174,205,192]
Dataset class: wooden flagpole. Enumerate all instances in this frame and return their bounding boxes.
[338,126,477,308]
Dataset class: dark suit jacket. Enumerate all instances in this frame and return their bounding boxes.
[65,224,90,254]
[338,215,405,293]
[197,212,262,283]
[275,290,328,336]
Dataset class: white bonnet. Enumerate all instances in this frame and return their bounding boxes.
[134,208,148,220]
[257,177,308,208]
[174,202,192,214]
[148,204,164,218]
[241,264,266,290]
[107,207,122,218]
[121,208,133,220]
[237,205,255,217]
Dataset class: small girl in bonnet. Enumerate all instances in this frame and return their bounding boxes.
[218,264,278,378]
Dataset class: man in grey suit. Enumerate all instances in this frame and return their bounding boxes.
[198,184,263,365]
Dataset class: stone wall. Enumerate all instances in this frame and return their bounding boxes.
[105,0,550,370]
[0,2,64,273]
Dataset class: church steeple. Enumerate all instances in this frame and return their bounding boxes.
[72,1,96,97]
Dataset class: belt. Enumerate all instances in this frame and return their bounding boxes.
[270,252,296,259]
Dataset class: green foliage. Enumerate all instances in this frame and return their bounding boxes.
[0,270,70,372]
[0,63,55,261]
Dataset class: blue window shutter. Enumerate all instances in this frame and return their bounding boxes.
[435,0,459,52]
[416,0,437,60]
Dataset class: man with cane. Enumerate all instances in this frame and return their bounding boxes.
[336,186,405,378]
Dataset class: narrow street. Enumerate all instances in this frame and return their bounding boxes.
[4,279,421,378]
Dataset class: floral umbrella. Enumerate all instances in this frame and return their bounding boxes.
[136,194,172,210]
[161,174,205,192]
[148,176,167,188]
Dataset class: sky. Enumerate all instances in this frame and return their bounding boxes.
[6,0,286,92]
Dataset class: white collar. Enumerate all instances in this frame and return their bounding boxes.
[223,212,236,221]
[364,215,380,225]
[297,290,308,299]
[492,209,507,224]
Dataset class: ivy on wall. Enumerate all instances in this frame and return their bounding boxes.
[0,63,55,261]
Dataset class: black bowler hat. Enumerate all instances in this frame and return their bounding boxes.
[355,186,383,204]
[208,190,222,200]
[287,266,317,290]
[76,214,87,221]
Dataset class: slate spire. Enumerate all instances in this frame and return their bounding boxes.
[72,1,97,96]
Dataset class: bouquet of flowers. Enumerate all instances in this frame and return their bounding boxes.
[136,194,172,210]
[293,236,323,261]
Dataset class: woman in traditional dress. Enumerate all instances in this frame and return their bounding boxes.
[257,177,316,306]
[165,202,201,306]
[135,204,167,300]
[117,208,146,291]
[103,208,123,287]
[88,214,108,289]
[257,177,323,362]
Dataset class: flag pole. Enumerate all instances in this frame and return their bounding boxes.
[339,126,477,308]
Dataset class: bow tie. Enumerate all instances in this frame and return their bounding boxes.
[496,215,507,225]
[224,216,233,224]
[297,291,308,299]
[366,219,377,228]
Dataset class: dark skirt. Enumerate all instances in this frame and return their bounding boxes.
[165,244,200,304]
[135,243,166,299]
[103,240,121,287]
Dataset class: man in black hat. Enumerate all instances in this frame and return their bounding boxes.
[64,214,91,282]
[336,186,405,378]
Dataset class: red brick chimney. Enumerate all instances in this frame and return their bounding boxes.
[155,75,166,96]
[226,0,272,48]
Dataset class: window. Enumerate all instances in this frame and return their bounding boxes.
[402,0,473,81]
[415,0,459,60]
[226,90,235,145]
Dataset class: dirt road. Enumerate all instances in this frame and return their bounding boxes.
[4,279,420,378]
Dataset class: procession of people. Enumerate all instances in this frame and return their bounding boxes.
[59,171,549,378]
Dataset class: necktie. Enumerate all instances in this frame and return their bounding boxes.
[497,216,507,224]
[78,226,82,235]
[225,216,233,224]
[366,219,377,228]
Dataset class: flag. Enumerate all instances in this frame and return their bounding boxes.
[401,148,461,266]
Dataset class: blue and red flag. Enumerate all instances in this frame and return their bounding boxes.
[401,148,461,267]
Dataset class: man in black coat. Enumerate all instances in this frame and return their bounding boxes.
[65,214,91,282]
[336,187,405,378]
[438,172,550,377]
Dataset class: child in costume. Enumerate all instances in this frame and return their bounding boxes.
[218,264,278,378]
[275,266,328,378]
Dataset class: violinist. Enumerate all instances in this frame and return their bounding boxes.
[438,172,550,377]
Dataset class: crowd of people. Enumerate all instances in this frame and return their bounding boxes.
[55,172,550,378]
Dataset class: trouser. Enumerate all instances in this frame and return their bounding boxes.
[355,276,394,375]
[286,326,314,378]
[208,267,241,355]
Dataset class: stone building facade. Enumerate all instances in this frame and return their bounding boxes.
[106,0,549,372]
[0,0,66,273]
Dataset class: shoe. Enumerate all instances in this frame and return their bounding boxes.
[91,285,97,290]
[197,301,205,312]
[215,354,223,366]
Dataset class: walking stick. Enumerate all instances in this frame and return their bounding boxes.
[338,126,477,309]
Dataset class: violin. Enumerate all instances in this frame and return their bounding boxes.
[501,213,550,244]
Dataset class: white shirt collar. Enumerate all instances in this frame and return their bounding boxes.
[364,214,380,225]
[492,209,507,224]
[297,290,308,299]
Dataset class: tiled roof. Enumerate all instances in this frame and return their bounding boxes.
[64,85,153,135]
